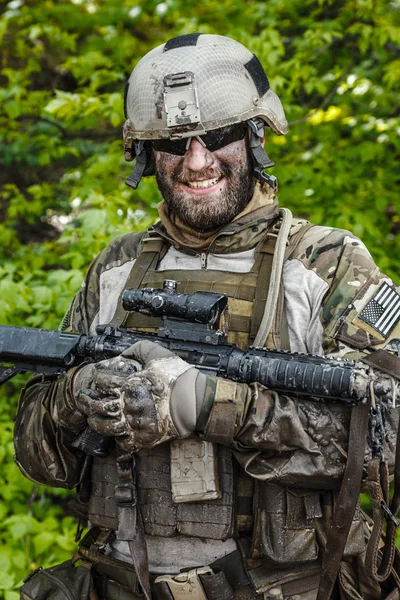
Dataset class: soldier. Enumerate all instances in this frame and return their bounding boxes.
[15,34,400,600]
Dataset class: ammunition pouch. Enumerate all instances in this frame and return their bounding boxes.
[20,556,97,600]
[248,482,365,569]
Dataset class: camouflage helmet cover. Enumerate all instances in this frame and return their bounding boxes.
[124,33,288,144]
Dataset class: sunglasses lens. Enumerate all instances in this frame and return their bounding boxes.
[152,122,247,156]
[152,138,187,155]
[204,123,247,152]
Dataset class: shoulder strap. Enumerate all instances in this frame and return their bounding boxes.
[109,231,166,327]
[251,214,314,349]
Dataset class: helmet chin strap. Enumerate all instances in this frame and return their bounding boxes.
[125,141,148,189]
[125,141,156,189]
[248,118,278,191]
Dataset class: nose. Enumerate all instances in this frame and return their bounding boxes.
[182,138,214,172]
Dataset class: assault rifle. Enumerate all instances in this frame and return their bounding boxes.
[5,281,400,594]
[1,280,399,456]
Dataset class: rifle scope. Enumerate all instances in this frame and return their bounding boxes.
[122,287,227,326]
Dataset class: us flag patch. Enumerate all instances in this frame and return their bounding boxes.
[359,282,400,337]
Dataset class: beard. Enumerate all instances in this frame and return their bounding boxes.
[155,152,255,232]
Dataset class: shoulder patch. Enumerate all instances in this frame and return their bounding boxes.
[358,282,400,337]
[329,277,400,350]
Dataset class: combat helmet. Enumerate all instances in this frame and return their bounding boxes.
[123,33,288,189]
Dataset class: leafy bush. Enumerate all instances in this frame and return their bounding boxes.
[0,0,399,595]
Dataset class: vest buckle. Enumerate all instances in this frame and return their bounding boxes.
[154,567,213,600]
[114,482,137,507]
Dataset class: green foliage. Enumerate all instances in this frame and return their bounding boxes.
[0,0,399,595]
[0,418,77,596]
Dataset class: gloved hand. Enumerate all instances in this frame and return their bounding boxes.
[71,340,209,451]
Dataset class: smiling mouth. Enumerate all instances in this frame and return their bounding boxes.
[184,176,223,189]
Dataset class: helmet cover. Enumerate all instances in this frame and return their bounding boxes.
[124,33,288,144]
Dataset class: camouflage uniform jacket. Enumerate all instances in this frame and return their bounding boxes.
[14,198,400,595]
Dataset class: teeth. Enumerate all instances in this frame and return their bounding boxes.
[186,177,220,189]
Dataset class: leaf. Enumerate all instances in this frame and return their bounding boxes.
[0,572,15,590]
[5,591,20,600]
[3,515,39,539]
[44,97,71,114]
[33,531,56,555]
[0,549,12,572]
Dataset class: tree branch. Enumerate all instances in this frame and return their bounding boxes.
[311,35,344,60]
[16,114,120,140]
[17,115,67,135]
[288,60,355,127]
[64,128,121,139]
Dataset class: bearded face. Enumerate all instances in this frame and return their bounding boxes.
[153,136,255,232]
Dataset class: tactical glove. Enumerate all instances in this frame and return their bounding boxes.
[52,363,95,431]
[71,340,210,451]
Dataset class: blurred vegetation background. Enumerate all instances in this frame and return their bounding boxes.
[0,0,399,595]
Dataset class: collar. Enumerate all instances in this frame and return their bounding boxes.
[154,182,280,254]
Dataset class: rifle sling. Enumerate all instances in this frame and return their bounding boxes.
[391,422,400,563]
[115,450,152,600]
[361,350,400,379]
[361,349,400,581]
[316,403,370,600]
[366,422,400,583]
[365,459,392,582]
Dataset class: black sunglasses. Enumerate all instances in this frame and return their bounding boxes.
[152,122,248,156]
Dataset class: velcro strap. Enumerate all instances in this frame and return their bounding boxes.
[204,380,239,444]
